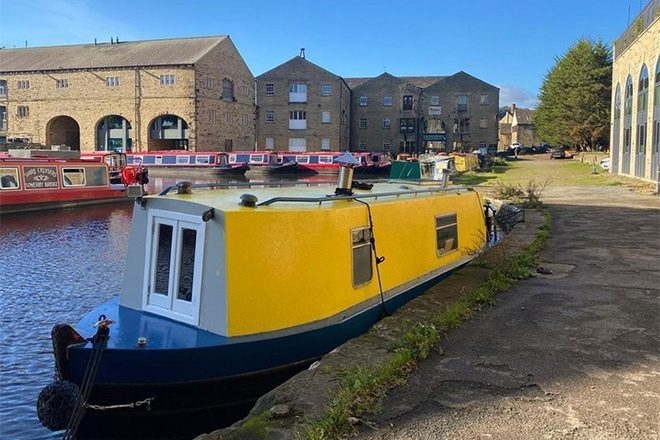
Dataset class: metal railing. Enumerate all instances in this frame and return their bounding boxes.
[614,0,660,59]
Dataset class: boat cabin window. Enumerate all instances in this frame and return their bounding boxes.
[436,213,458,255]
[62,166,108,187]
[352,227,373,287]
[0,168,20,189]
[195,155,211,165]
[318,155,334,164]
[295,155,310,164]
[144,211,205,325]
[176,155,191,165]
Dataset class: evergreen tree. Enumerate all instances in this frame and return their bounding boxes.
[534,39,612,150]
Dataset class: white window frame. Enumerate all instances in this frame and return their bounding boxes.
[383,96,392,106]
[321,138,331,150]
[143,210,205,326]
[431,96,440,106]
[360,96,368,106]
[321,83,331,96]
[321,111,331,123]
[265,83,274,96]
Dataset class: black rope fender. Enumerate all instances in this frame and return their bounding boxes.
[62,315,113,440]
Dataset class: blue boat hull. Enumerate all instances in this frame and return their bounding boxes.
[50,262,466,439]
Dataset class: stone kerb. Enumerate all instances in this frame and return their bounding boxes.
[196,209,546,440]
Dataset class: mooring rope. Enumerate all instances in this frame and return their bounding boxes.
[62,323,109,440]
[354,199,388,320]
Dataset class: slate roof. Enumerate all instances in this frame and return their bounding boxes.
[0,36,229,73]
[344,74,446,90]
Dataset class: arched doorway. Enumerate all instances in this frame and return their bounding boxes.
[47,116,80,150]
[97,115,132,152]
[148,114,189,151]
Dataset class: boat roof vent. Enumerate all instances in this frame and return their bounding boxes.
[176,181,193,194]
[240,193,258,207]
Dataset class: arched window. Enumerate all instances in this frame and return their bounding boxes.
[614,84,621,120]
[624,75,633,116]
[638,65,649,112]
[654,56,660,108]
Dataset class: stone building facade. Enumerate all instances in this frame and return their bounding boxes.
[345,71,499,154]
[610,0,659,182]
[255,54,351,152]
[0,36,255,152]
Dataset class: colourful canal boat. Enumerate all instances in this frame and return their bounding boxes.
[37,155,489,439]
[0,150,147,214]
[125,150,249,175]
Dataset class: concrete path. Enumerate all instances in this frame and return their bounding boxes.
[355,186,660,439]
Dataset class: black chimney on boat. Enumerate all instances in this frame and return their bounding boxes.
[334,152,360,196]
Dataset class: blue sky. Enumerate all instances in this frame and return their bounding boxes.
[0,0,645,109]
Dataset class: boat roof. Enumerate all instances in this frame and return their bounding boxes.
[150,180,472,213]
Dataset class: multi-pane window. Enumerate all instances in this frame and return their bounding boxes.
[106,76,120,87]
[383,142,391,151]
[17,80,29,89]
[222,79,234,102]
[359,118,367,129]
[351,227,373,286]
[289,111,307,129]
[358,141,367,151]
[321,83,331,96]
[614,86,621,120]
[638,65,649,112]
[403,95,413,111]
[265,83,274,96]
[56,79,69,88]
[479,117,487,129]
[359,96,368,106]
[160,75,176,86]
[206,78,214,89]
[436,213,458,255]
[624,76,633,115]
[321,138,330,150]
[265,137,275,150]
[480,94,489,105]
[207,109,216,122]
[17,106,29,118]
[457,95,468,112]
[265,110,275,123]
[321,111,331,123]
[383,96,392,106]
[383,118,391,129]
[399,118,416,133]
[431,96,440,106]
[289,83,307,102]
[637,124,646,153]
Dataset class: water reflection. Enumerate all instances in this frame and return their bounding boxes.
[0,171,370,439]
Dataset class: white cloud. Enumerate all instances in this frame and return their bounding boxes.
[498,85,539,109]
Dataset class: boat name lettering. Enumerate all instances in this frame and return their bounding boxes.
[24,166,59,188]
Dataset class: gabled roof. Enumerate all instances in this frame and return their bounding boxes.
[514,108,534,125]
[345,73,446,90]
[256,55,340,79]
[0,36,230,73]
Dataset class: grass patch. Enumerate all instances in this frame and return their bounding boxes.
[299,210,552,440]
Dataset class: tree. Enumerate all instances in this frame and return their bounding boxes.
[534,39,612,151]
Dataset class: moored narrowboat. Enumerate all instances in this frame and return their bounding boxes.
[0,149,147,214]
[37,156,489,439]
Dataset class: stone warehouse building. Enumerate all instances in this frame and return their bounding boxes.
[1,36,500,156]
[610,0,659,182]
[0,36,255,152]
[255,52,351,152]
[257,55,499,154]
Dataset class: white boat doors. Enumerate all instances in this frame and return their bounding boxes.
[142,210,205,326]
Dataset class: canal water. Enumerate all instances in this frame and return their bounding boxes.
[0,172,342,440]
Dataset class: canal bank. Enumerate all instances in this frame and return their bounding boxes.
[196,177,660,440]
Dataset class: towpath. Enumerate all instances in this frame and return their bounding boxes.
[354,177,660,439]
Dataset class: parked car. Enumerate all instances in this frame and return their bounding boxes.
[600,157,610,170]
[550,146,567,159]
